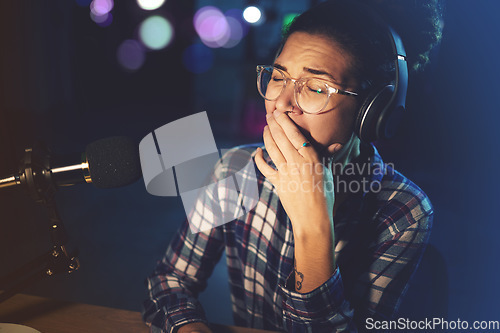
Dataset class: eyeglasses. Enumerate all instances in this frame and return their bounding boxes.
[256,65,358,114]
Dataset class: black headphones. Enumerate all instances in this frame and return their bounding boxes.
[354,25,408,142]
[273,0,408,143]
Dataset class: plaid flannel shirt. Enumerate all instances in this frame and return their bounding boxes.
[142,143,433,333]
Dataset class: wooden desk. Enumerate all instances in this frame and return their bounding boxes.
[0,294,276,333]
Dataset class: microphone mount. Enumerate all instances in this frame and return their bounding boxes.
[0,143,80,303]
[0,143,92,198]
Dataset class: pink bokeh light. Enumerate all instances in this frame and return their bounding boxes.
[90,0,114,16]
[194,6,237,48]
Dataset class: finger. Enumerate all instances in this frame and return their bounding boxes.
[273,111,318,159]
[266,112,300,163]
[263,125,286,170]
[254,147,278,184]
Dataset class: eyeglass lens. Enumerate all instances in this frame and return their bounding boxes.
[257,67,330,113]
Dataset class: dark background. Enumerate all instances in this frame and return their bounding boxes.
[1,0,499,328]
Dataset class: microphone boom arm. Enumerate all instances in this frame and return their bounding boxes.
[0,144,80,303]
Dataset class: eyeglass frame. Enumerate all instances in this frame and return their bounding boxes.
[256,65,359,114]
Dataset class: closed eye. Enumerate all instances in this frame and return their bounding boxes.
[308,87,326,94]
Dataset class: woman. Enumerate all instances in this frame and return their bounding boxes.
[143,0,443,332]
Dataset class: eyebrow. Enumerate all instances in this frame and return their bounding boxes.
[273,63,340,85]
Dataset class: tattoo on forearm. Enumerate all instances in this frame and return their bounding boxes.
[294,262,304,291]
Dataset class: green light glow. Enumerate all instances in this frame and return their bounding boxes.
[283,13,299,30]
[139,16,173,50]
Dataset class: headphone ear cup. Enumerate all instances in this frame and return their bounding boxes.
[377,101,405,140]
[355,85,394,142]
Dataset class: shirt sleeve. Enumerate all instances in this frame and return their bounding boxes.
[278,177,433,333]
[279,267,355,332]
[142,218,225,333]
[142,155,234,332]
[352,178,434,327]
[142,146,252,333]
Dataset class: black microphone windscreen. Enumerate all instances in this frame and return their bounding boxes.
[85,136,141,189]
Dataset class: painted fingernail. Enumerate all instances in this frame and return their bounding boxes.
[266,113,272,119]
[273,110,282,118]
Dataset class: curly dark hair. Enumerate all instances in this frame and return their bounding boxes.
[280,0,444,90]
[361,0,444,72]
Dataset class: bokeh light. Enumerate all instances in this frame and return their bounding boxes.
[182,43,214,74]
[139,16,174,50]
[117,39,146,71]
[90,11,113,27]
[194,6,246,49]
[137,0,165,11]
[226,8,250,38]
[194,6,230,48]
[90,0,114,16]
[243,6,262,24]
[223,16,244,48]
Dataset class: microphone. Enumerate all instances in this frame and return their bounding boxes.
[0,136,141,193]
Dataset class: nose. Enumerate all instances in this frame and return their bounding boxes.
[274,79,302,115]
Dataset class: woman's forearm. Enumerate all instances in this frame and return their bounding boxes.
[292,213,336,293]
